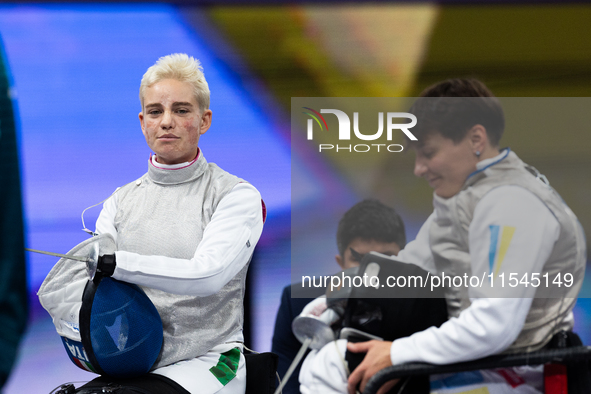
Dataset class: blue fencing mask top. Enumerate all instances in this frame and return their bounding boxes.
[79,275,163,377]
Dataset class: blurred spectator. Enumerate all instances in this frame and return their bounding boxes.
[0,35,29,389]
[272,199,446,393]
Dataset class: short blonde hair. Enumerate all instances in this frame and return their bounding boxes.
[139,53,210,112]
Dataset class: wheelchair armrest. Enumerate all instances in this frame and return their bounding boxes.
[364,346,591,394]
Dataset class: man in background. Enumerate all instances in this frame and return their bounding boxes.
[272,199,447,393]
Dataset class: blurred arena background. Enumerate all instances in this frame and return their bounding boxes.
[1,1,590,392]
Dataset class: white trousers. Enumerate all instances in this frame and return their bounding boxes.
[152,343,246,394]
[299,339,349,394]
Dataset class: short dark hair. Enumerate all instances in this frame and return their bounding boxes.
[336,199,406,257]
[409,78,505,146]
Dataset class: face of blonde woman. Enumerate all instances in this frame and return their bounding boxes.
[139,78,212,164]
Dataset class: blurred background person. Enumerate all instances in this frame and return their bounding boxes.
[273,199,447,393]
[0,34,28,390]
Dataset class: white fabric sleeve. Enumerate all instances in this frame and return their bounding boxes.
[103,183,264,296]
[95,190,119,243]
[390,185,560,365]
[395,213,437,274]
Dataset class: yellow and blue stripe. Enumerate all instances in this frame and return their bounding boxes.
[488,225,515,277]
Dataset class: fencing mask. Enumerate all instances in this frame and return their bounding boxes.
[38,233,163,377]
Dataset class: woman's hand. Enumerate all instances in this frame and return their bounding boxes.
[347,340,397,394]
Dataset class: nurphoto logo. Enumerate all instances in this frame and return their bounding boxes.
[302,107,417,153]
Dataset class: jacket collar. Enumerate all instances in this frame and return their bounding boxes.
[147,150,207,185]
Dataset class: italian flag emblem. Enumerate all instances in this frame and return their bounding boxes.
[61,336,97,374]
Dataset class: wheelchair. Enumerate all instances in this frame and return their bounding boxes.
[313,256,591,394]
[51,351,279,394]
[364,332,591,394]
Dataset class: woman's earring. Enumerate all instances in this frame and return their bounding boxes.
[475,151,481,158]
